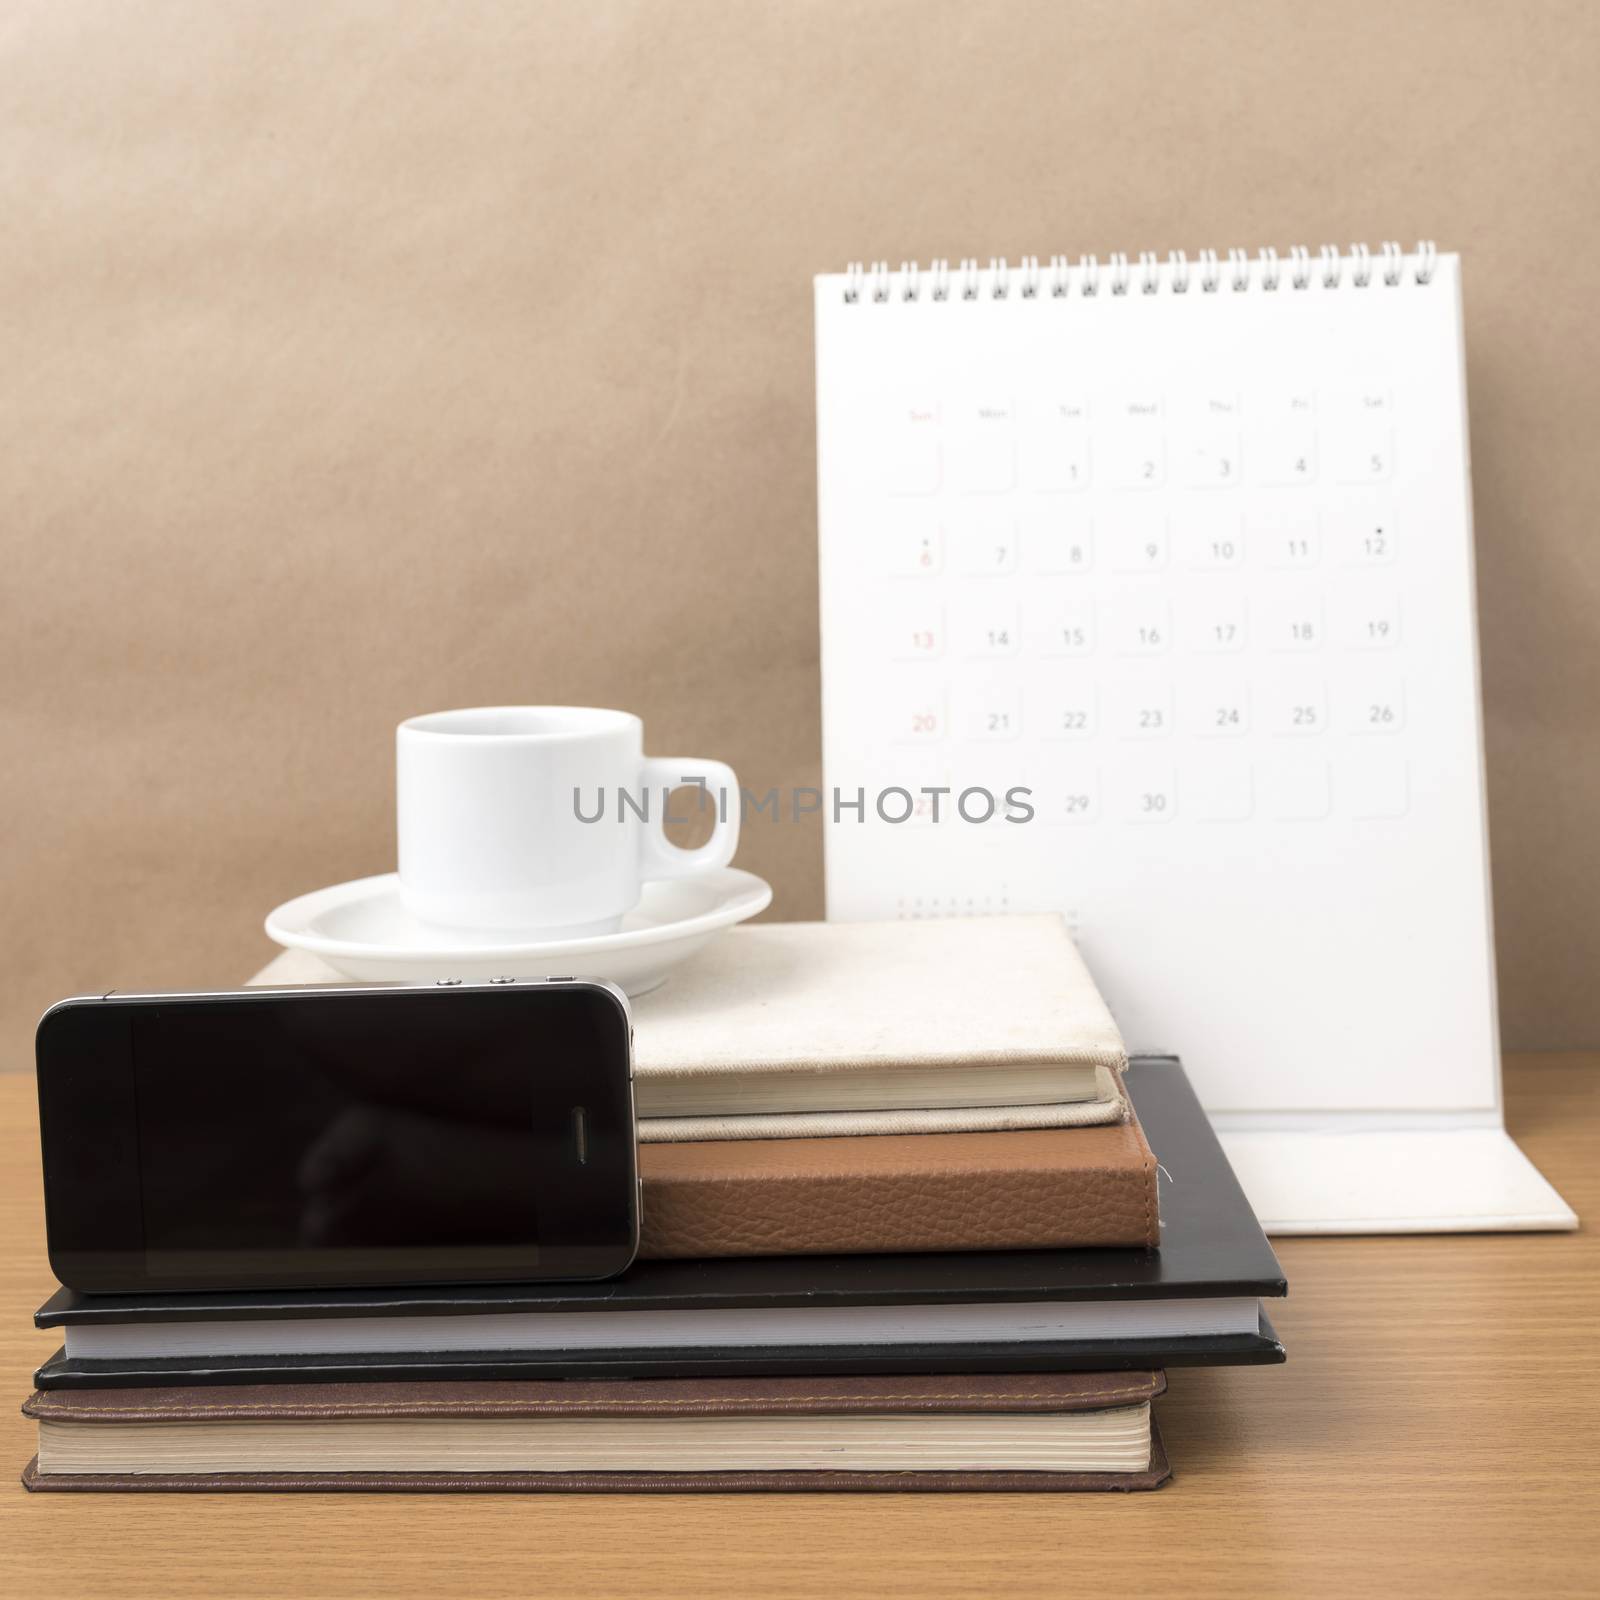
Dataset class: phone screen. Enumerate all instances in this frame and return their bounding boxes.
[41,985,636,1291]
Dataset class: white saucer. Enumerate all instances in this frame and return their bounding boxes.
[264,868,772,995]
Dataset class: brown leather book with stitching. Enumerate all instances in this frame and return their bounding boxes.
[22,1372,1170,1493]
[637,1114,1160,1257]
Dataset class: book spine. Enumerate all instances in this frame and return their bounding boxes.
[637,1136,1159,1258]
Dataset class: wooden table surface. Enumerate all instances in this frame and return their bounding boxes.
[3,1060,1596,1599]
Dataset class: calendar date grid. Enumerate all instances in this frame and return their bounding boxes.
[847,381,1416,826]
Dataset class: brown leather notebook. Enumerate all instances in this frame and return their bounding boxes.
[22,1372,1170,1494]
[637,1115,1159,1257]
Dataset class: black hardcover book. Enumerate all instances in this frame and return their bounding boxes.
[34,1058,1286,1388]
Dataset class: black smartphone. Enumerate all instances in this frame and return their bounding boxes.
[36,980,638,1294]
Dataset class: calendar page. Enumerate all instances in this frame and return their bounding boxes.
[815,246,1500,1117]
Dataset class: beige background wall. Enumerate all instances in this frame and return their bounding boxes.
[3,0,1598,1061]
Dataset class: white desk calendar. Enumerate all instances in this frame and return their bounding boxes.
[814,244,1575,1234]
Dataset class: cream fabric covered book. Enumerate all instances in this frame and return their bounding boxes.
[630,914,1126,1141]
[252,914,1127,1141]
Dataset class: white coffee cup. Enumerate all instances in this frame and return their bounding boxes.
[396,707,741,936]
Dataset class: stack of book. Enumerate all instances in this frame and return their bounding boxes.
[22,915,1284,1494]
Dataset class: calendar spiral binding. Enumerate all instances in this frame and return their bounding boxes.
[841,241,1438,304]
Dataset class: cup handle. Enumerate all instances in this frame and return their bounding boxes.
[637,758,741,881]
